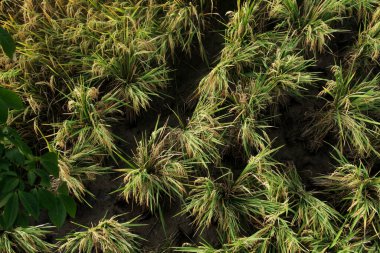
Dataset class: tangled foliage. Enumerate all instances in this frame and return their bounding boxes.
[2,0,380,252]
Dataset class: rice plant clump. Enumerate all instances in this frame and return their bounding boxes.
[0,225,54,253]
[304,65,380,157]
[58,216,142,253]
[350,7,380,67]
[119,122,189,214]
[316,149,380,238]
[169,101,228,168]
[181,147,283,241]
[268,0,345,53]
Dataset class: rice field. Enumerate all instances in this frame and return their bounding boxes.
[0,0,380,252]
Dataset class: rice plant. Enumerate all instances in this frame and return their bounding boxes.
[304,65,380,157]
[260,37,318,100]
[118,122,189,214]
[225,0,268,43]
[0,225,54,253]
[58,216,142,253]
[350,7,380,67]
[90,49,171,117]
[178,150,342,252]
[268,0,345,53]
[247,216,304,253]
[226,162,300,252]
[177,216,303,253]
[197,1,276,98]
[182,172,253,240]
[240,160,339,251]
[199,14,316,102]
[229,76,273,155]
[286,165,341,240]
[159,0,209,60]
[56,141,110,201]
[176,242,227,253]
[239,35,318,111]
[181,147,282,241]
[197,38,268,98]
[169,101,228,168]
[343,0,379,21]
[62,77,124,152]
[204,32,317,156]
[300,229,375,252]
[316,149,380,238]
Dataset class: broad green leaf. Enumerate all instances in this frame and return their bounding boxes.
[0,27,16,59]
[37,188,55,210]
[15,211,29,227]
[0,192,12,208]
[60,195,77,218]
[26,160,36,171]
[0,98,7,123]
[35,169,51,187]
[40,152,59,177]
[0,171,17,177]
[19,191,40,219]
[3,192,19,229]
[0,159,10,171]
[48,197,66,227]
[5,148,25,165]
[57,182,69,195]
[0,177,19,194]
[0,88,23,110]
[27,170,37,185]
[3,127,33,156]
